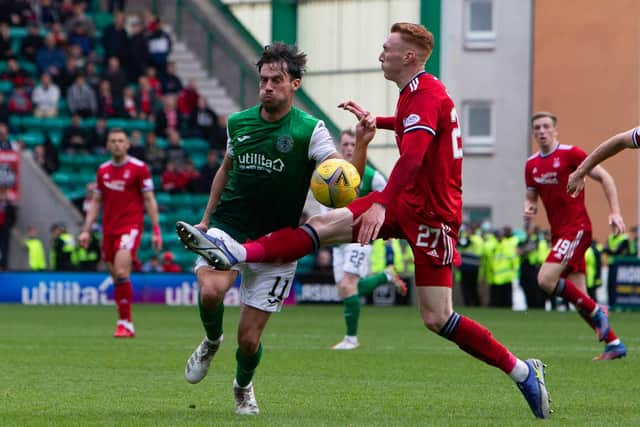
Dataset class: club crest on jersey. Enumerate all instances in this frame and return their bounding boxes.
[403,114,421,127]
[553,157,560,168]
[276,135,294,153]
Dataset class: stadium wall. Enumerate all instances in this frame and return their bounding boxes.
[532,0,640,242]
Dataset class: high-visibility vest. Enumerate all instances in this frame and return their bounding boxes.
[585,246,597,289]
[24,237,46,270]
[490,239,517,286]
[370,239,407,274]
[606,233,630,264]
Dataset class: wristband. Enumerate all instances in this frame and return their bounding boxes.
[152,225,161,236]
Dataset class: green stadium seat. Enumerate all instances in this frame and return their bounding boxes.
[18,132,44,148]
[18,61,36,76]
[9,27,28,38]
[155,192,171,207]
[52,171,76,186]
[92,13,114,30]
[0,80,13,95]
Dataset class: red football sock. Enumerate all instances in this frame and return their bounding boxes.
[114,278,132,322]
[440,313,517,374]
[556,278,597,313]
[244,226,316,263]
[578,309,619,343]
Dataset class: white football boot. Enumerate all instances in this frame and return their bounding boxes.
[233,380,260,415]
[184,335,223,384]
[331,335,360,350]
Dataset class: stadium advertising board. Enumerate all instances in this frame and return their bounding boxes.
[0,272,242,306]
[609,258,640,310]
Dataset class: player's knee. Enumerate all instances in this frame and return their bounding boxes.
[237,333,260,354]
[421,310,447,333]
[536,270,555,293]
[199,283,224,308]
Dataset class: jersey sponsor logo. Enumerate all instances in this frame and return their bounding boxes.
[237,152,285,173]
[104,179,126,191]
[237,135,250,143]
[276,135,294,153]
[403,113,421,127]
[533,171,559,185]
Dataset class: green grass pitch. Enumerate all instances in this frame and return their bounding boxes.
[1,304,639,426]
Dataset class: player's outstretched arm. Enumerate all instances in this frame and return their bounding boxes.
[567,128,637,197]
[143,191,162,251]
[79,191,102,248]
[197,154,232,231]
[587,165,625,234]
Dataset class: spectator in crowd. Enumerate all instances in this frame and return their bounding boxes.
[145,66,161,95]
[32,72,60,118]
[8,85,32,115]
[145,18,171,75]
[0,123,14,150]
[0,186,17,270]
[128,130,145,160]
[58,0,76,24]
[72,181,97,216]
[20,22,44,63]
[3,58,33,88]
[143,131,165,174]
[197,148,221,193]
[88,117,108,153]
[97,79,122,118]
[36,33,66,77]
[56,57,78,96]
[23,225,47,271]
[142,254,162,272]
[315,247,333,273]
[155,95,180,137]
[102,56,127,97]
[67,43,86,69]
[126,18,149,83]
[122,86,138,119]
[177,78,199,119]
[50,22,68,47]
[189,96,223,148]
[161,159,187,193]
[32,136,59,174]
[102,12,128,67]
[65,2,95,39]
[161,251,182,272]
[68,20,93,56]
[0,22,14,60]
[61,113,89,153]
[164,128,188,168]
[183,159,201,193]
[161,61,182,95]
[135,76,156,120]
[84,61,101,94]
[67,73,97,117]
[34,0,61,28]
[50,222,76,271]
[7,0,33,26]
[0,93,8,126]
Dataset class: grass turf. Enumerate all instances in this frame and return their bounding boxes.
[0,304,639,426]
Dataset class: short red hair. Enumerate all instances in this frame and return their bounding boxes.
[390,22,434,63]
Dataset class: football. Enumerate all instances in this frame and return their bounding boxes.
[310,158,361,208]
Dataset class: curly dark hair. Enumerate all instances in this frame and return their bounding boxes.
[257,42,307,80]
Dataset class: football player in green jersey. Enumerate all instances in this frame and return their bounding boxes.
[176,43,367,415]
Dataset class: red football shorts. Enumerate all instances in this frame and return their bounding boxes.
[546,228,591,276]
[102,228,142,264]
[348,192,459,287]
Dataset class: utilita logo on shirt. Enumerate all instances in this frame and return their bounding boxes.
[104,180,126,191]
[237,153,284,173]
[533,172,559,185]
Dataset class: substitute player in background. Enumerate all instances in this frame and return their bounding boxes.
[330,128,407,350]
[188,23,552,419]
[175,43,361,415]
[525,112,626,360]
[79,128,162,338]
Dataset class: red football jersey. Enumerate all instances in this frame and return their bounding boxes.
[393,72,463,230]
[96,156,153,235]
[525,144,592,236]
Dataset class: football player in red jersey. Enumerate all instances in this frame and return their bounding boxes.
[525,112,626,360]
[79,129,162,337]
[179,23,551,419]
